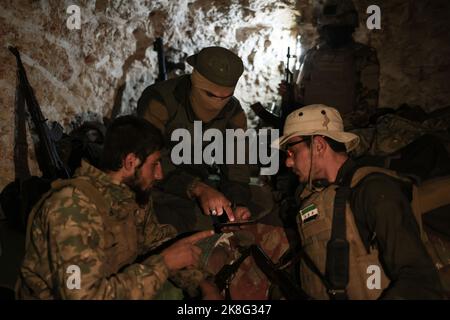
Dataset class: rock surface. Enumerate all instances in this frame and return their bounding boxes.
[0,0,449,188]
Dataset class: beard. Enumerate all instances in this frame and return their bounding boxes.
[123,168,152,207]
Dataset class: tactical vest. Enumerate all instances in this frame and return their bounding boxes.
[25,178,139,278]
[297,166,450,300]
[150,75,243,149]
[303,46,356,115]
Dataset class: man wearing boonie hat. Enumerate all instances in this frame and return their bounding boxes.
[274,104,443,300]
[137,46,251,231]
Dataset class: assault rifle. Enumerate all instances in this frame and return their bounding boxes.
[280,47,296,128]
[1,47,70,231]
[154,37,185,82]
[250,47,297,130]
[9,46,70,180]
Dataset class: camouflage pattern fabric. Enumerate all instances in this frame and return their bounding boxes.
[16,160,205,300]
[351,113,427,157]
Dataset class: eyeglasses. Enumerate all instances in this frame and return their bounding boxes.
[285,139,307,157]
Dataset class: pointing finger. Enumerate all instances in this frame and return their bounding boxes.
[223,204,235,222]
[185,230,215,244]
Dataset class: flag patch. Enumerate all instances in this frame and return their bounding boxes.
[299,204,319,223]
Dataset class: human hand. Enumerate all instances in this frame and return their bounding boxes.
[191,182,235,221]
[161,230,214,271]
[234,206,251,220]
[278,81,289,96]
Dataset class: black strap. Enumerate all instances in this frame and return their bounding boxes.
[325,185,351,300]
[324,164,359,300]
[214,246,252,295]
[278,247,334,292]
[215,245,311,300]
[277,164,366,300]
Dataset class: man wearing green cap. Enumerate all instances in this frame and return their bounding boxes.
[137,46,252,232]
[275,104,444,300]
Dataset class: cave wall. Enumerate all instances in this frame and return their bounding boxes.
[0,0,298,189]
[296,0,450,110]
[1,0,449,190]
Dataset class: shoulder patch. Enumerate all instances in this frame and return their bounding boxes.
[299,203,320,223]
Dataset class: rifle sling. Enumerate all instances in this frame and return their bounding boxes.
[278,246,334,293]
[278,164,359,300]
[324,164,358,300]
[214,244,310,300]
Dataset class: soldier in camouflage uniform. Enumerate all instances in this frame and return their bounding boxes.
[16,116,219,300]
[281,0,379,130]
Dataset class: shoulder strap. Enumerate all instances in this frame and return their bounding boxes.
[276,165,358,299]
[151,76,186,123]
[278,246,334,292]
[325,164,359,300]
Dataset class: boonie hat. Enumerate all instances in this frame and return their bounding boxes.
[273,104,360,152]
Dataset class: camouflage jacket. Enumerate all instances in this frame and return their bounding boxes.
[296,41,379,129]
[17,161,178,299]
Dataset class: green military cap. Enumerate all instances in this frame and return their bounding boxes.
[187,46,244,87]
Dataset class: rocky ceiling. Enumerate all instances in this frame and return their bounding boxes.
[0,0,449,188]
